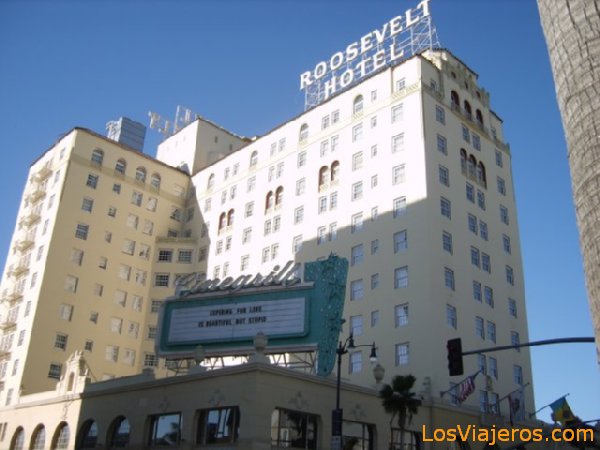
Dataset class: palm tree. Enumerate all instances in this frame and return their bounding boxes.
[379,375,421,450]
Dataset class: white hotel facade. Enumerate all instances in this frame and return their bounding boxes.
[0,49,534,417]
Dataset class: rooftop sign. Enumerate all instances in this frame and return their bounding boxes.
[157,255,349,377]
[300,0,439,109]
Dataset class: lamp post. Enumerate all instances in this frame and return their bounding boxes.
[331,334,377,450]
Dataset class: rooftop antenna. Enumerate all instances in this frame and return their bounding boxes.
[148,105,199,140]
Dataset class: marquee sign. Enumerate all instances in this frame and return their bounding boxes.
[156,255,349,377]
[300,0,439,109]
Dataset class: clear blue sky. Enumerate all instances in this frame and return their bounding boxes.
[0,0,597,423]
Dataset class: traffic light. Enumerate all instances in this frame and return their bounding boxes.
[447,338,464,376]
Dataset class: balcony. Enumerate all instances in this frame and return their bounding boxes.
[0,349,10,360]
[33,165,52,183]
[27,187,46,204]
[11,261,29,278]
[20,211,41,228]
[16,238,34,253]
[4,291,23,306]
[0,318,17,331]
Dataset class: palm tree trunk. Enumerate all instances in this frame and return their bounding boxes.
[537,0,600,352]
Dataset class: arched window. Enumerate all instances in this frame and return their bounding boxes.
[150,173,161,190]
[451,91,460,109]
[218,213,227,231]
[107,416,130,448]
[77,420,98,449]
[115,159,127,175]
[135,167,146,183]
[464,101,472,120]
[460,149,467,173]
[207,174,215,190]
[91,149,104,166]
[30,425,45,450]
[318,166,330,189]
[331,161,340,182]
[249,151,258,168]
[227,209,234,227]
[476,109,484,127]
[353,95,364,114]
[265,191,274,211]
[275,187,284,206]
[467,155,477,178]
[477,162,487,186]
[51,422,70,450]
[10,427,24,450]
[299,124,309,142]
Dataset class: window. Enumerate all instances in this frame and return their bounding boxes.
[438,165,449,186]
[391,104,403,122]
[471,247,480,268]
[329,223,337,241]
[59,303,74,321]
[509,298,518,317]
[352,123,363,141]
[436,105,445,124]
[473,133,481,151]
[242,228,252,244]
[479,220,488,240]
[294,206,304,224]
[513,364,523,385]
[178,250,193,263]
[91,149,104,165]
[487,321,496,343]
[55,333,68,350]
[466,182,475,202]
[353,95,364,114]
[394,230,407,252]
[292,235,303,254]
[110,317,123,334]
[64,275,78,293]
[351,213,363,233]
[444,268,455,290]
[351,245,363,266]
[477,190,485,210]
[468,214,478,234]
[489,357,498,379]
[437,134,447,154]
[350,315,363,336]
[502,234,512,254]
[462,125,470,143]
[296,178,305,196]
[128,191,143,208]
[440,197,451,219]
[317,227,326,245]
[350,279,363,301]
[331,134,339,151]
[151,300,162,314]
[395,343,409,365]
[482,253,491,273]
[149,413,181,447]
[352,152,363,170]
[442,232,453,254]
[446,305,457,329]
[143,220,154,236]
[81,197,94,213]
[48,363,62,379]
[500,205,509,225]
[484,286,494,307]
[475,316,484,339]
[351,182,363,201]
[75,224,89,240]
[70,248,83,266]
[395,304,408,327]
[391,133,404,153]
[396,77,406,91]
[86,173,99,189]
[370,116,377,128]
[122,239,135,255]
[495,150,503,167]
[330,191,338,209]
[370,273,379,289]
[318,196,327,214]
[115,159,126,175]
[506,265,515,285]
[244,201,254,218]
[197,407,240,445]
[394,266,408,288]
[297,151,307,167]
[349,351,362,373]
[393,164,406,185]
[270,408,318,449]
[147,196,158,211]
[135,167,146,183]
[155,273,170,287]
[393,197,407,218]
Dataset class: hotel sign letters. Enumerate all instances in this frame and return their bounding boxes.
[300,0,432,105]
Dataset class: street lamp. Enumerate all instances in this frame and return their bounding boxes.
[332,334,377,450]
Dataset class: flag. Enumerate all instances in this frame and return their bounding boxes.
[457,374,477,403]
[550,396,575,426]
[508,389,525,423]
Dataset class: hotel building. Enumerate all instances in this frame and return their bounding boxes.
[0,47,534,422]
